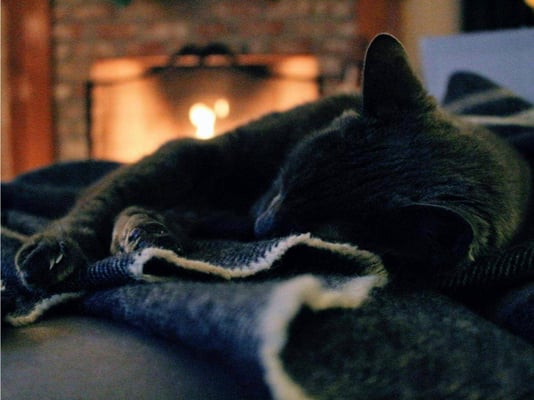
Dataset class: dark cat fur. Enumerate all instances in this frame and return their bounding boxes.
[15,34,531,289]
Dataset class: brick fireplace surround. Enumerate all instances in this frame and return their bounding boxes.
[53,0,393,160]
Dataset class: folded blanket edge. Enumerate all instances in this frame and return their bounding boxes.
[259,273,388,400]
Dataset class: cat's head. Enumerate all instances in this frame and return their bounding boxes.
[253,34,517,276]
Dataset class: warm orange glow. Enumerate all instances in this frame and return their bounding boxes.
[189,103,216,139]
[526,0,534,9]
[214,98,230,118]
[188,99,230,140]
[90,55,320,162]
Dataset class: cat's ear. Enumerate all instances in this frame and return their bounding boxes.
[362,33,434,120]
[388,203,474,270]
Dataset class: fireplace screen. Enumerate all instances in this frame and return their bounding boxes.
[89,50,320,162]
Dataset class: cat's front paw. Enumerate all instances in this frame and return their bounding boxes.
[15,235,88,291]
[111,207,185,255]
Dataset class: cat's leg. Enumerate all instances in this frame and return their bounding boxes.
[15,94,359,290]
[110,206,189,255]
[15,139,228,290]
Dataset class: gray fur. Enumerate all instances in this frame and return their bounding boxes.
[16,34,531,289]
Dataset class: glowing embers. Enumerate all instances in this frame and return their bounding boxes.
[189,99,230,140]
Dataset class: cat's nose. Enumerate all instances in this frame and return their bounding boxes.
[254,194,282,238]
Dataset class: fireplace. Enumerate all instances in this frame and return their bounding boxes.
[88,48,320,162]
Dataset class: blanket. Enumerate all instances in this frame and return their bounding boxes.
[2,72,534,399]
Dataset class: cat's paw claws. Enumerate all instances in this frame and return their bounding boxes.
[111,207,184,255]
[15,236,86,291]
[50,252,64,270]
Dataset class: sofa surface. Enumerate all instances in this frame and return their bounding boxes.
[2,315,254,400]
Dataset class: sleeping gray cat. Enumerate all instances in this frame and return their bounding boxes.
[15,34,531,290]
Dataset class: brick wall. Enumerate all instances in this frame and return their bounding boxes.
[53,0,363,160]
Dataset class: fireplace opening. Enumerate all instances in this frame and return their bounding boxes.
[88,46,320,163]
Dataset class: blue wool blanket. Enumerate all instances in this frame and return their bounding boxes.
[2,72,534,399]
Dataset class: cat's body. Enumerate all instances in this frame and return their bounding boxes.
[16,34,531,289]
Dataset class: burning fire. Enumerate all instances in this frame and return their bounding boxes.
[189,98,230,140]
